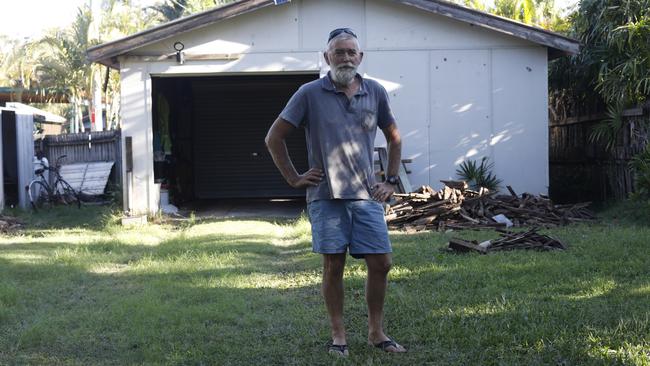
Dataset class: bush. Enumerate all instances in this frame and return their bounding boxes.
[456,157,502,191]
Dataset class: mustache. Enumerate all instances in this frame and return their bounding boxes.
[334,63,356,69]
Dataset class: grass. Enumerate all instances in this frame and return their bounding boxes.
[0,202,649,365]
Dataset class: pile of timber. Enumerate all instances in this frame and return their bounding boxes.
[0,215,23,232]
[385,181,596,232]
[448,228,567,254]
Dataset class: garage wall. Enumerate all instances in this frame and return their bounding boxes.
[492,47,549,195]
[119,0,550,214]
[120,63,155,214]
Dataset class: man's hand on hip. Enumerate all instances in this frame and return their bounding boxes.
[290,168,324,188]
[371,182,395,202]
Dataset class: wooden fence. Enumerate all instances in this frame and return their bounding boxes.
[549,107,649,203]
[35,130,122,188]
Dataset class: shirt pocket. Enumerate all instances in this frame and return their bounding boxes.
[358,108,377,131]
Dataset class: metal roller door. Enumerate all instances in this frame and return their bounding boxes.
[192,74,316,198]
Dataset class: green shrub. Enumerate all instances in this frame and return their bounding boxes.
[456,157,502,191]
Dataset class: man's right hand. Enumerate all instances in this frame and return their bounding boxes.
[290,168,324,188]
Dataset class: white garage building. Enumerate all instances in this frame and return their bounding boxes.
[88,0,579,215]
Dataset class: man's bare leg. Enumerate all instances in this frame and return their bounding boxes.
[322,253,347,345]
[365,253,406,352]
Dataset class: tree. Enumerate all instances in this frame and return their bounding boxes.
[37,6,97,133]
[0,37,42,102]
[148,0,236,22]
[450,0,569,31]
[549,0,650,120]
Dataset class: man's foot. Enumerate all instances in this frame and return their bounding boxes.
[326,340,349,357]
[368,336,406,353]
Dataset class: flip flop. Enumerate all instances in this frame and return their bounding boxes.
[371,337,406,353]
[326,340,349,357]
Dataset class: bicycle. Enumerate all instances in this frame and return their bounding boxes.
[27,155,81,211]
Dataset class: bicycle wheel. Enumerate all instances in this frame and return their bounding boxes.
[56,179,81,209]
[28,180,52,211]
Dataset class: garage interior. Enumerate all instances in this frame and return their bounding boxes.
[151,73,317,213]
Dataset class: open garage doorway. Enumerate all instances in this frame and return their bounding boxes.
[151,73,317,212]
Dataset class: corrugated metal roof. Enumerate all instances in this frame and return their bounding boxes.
[60,161,115,195]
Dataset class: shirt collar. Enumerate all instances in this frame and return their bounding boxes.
[321,72,368,96]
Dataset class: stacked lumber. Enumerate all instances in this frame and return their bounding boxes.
[385,181,595,232]
[0,215,23,232]
[448,228,567,254]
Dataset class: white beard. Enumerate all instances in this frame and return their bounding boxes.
[331,64,357,85]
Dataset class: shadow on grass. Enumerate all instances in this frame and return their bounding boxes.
[1,213,649,365]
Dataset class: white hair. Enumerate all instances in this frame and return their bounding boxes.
[326,33,361,52]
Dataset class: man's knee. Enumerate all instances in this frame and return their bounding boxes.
[323,253,346,277]
[366,254,392,275]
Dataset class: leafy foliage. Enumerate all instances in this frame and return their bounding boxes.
[456,157,503,191]
[454,0,570,31]
[550,0,650,117]
[588,100,625,152]
[148,0,236,21]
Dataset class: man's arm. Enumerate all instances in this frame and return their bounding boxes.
[265,117,323,188]
[372,122,402,202]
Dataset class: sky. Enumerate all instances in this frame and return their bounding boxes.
[0,0,580,40]
[0,0,157,40]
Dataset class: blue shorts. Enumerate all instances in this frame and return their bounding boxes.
[307,199,392,259]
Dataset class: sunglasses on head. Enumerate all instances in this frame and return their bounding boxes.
[328,28,357,42]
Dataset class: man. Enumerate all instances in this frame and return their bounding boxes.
[265,28,406,357]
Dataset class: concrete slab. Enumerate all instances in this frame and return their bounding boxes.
[178,198,306,220]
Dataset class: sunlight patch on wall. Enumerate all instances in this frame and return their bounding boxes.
[454,103,473,113]
[362,74,402,93]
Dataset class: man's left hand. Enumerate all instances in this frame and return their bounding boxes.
[371,182,396,202]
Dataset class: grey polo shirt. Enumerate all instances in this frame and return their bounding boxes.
[279,73,396,203]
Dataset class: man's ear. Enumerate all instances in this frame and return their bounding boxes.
[323,51,331,66]
[359,51,364,63]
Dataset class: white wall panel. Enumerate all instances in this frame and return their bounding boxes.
[429,50,492,186]
[137,3,300,55]
[16,113,34,210]
[491,47,548,194]
[120,63,154,215]
[366,0,530,50]
[300,0,366,49]
[363,50,431,186]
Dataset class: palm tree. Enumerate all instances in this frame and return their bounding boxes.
[0,37,41,102]
[37,6,96,133]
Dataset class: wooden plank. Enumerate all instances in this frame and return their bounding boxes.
[397,156,412,193]
[621,107,644,117]
[376,146,389,180]
[375,147,412,194]
[448,238,487,254]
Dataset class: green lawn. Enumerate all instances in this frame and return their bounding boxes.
[0,203,649,365]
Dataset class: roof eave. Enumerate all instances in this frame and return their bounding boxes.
[397,0,580,56]
[88,0,580,69]
[87,0,274,68]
